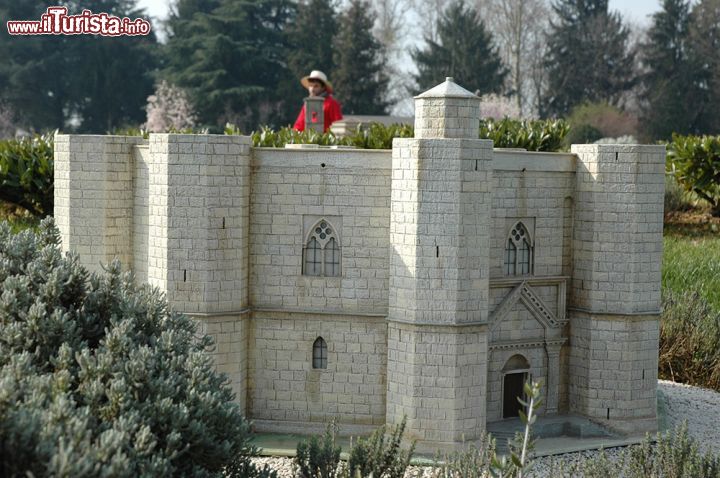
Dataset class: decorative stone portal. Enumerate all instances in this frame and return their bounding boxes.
[502,354,530,418]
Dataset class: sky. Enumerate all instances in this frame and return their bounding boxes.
[137,0,664,28]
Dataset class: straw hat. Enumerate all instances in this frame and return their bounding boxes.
[301,70,333,94]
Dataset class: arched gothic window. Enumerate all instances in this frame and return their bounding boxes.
[312,337,328,369]
[304,220,341,277]
[504,222,533,276]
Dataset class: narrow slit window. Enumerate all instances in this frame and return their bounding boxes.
[303,220,341,277]
[504,222,533,276]
[312,337,328,369]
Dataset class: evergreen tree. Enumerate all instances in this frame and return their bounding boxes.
[286,0,338,79]
[164,0,295,130]
[332,0,389,115]
[0,1,158,133]
[640,0,703,140]
[542,0,635,118]
[283,0,338,122]
[687,0,720,134]
[412,1,507,96]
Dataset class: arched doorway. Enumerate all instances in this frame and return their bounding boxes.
[502,354,530,419]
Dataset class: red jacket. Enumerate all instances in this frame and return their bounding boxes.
[293,94,343,132]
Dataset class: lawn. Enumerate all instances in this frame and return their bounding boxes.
[663,212,720,312]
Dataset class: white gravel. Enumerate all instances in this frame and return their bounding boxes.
[251,380,720,477]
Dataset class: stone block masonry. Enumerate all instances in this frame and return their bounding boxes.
[54,134,145,271]
[54,78,665,448]
[147,134,251,314]
[569,144,665,433]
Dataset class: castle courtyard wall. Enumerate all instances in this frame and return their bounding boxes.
[53,122,663,444]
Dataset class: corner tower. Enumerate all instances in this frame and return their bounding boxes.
[569,144,665,433]
[387,78,493,448]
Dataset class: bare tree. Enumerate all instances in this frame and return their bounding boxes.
[482,0,549,117]
[371,0,417,112]
[410,0,450,45]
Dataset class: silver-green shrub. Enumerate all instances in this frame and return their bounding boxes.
[0,218,272,477]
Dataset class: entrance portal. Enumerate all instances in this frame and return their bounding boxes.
[501,354,531,419]
[503,372,527,418]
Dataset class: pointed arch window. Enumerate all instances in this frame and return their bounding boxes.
[312,337,328,369]
[504,222,533,276]
[303,220,341,277]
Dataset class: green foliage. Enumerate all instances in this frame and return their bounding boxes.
[431,434,496,478]
[667,134,720,216]
[0,2,158,133]
[163,0,296,130]
[553,423,720,477]
[479,118,570,152]
[0,132,54,217]
[251,125,346,147]
[286,0,338,83]
[346,417,414,478]
[542,0,635,117]
[664,174,695,214]
[687,0,720,136]
[413,0,506,95]
[566,102,638,143]
[660,290,720,390]
[333,0,389,114]
[295,421,342,478]
[640,0,706,141]
[0,218,272,477]
[565,123,603,145]
[663,230,720,313]
[344,123,414,149]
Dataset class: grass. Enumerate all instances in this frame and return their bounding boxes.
[663,212,720,312]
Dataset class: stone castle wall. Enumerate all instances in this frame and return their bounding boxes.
[53,80,665,446]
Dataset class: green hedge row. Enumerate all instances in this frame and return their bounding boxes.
[0,120,569,218]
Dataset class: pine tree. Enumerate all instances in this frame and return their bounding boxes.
[0,1,158,133]
[164,0,295,130]
[640,0,703,140]
[542,0,635,118]
[687,0,720,134]
[412,0,507,95]
[286,0,338,79]
[332,0,389,115]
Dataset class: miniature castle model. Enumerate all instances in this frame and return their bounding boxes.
[54,78,665,449]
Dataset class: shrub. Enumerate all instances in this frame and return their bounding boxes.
[551,424,720,477]
[346,417,413,478]
[0,132,54,217]
[295,421,342,478]
[567,102,638,142]
[431,434,496,478]
[344,123,414,150]
[659,291,720,390]
[251,125,346,148]
[564,123,603,146]
[667,134,720,216]
[0,219,272,477]
[665,174,695,214]
[479,118,570,152]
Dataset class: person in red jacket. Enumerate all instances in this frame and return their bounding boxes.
[293,70,343,132]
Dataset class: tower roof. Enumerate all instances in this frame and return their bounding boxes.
[415,77,479,99]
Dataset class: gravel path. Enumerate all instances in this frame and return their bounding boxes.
[251,380,720,477]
